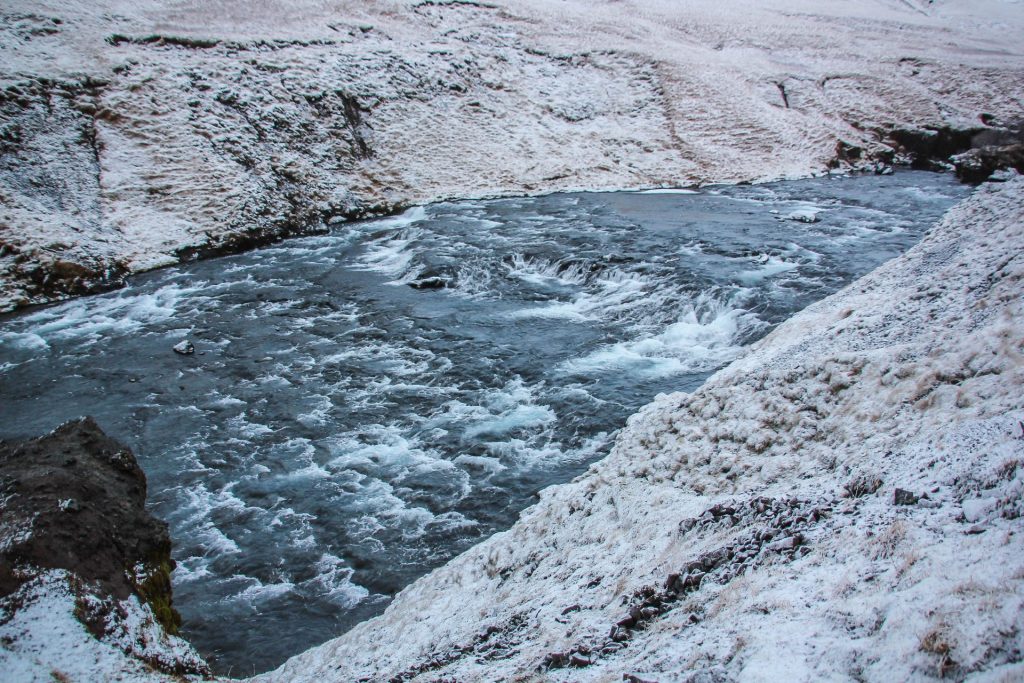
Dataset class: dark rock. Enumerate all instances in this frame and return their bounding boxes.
[560,603,581,615]
[543,652,570,669]
[18,252,130,308]
[684,560,704,573]
[953,144,1024,183]
[888,126,979,170]
[708,503,736,517]
[569,653,592,667]
[835,140,864,163]
[623,675,659,683]
[702,547,731,569]
[172,339,194,355]
[894,488,919,506]
[610,626,632,642]
[0,417,204,674]
[616,614,637,628]
[678,518,697,533]
[409,276,447,290]
[888,121,1024,180]
[684,571,705,589]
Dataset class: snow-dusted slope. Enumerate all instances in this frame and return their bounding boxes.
[256,177,1024,682]
[4,2,1024,680]
[1,571,205,683]
[2,0,1024,309]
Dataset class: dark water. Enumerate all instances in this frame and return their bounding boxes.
[0,172,967,674]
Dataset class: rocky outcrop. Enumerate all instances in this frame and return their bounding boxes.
[0,417,207,676]
[950,121,1024,183]
[887,119,1024,181]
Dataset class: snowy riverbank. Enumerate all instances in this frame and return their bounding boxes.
[3,1,1024,680]
[254,175,1024,683]
[3,0,1024,310]
[4,173,1022,682]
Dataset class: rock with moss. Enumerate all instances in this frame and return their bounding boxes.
[0,416,207,675]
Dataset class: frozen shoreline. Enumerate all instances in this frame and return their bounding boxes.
[2,1,1024,681]
[254,175,1024,683]
[4,174,1022,682]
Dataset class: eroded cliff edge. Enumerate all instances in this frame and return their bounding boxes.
[255,177,1024,681]
[3,0,1024,310]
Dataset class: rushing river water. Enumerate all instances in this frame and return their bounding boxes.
[0,171,967,674]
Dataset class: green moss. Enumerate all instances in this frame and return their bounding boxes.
[132,556,182,635]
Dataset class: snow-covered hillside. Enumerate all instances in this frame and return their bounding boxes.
[2,0,1023,310]
[255,174,1024,683]
[3,1,1024,681]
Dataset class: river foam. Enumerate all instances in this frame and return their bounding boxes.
[0,171,968,674]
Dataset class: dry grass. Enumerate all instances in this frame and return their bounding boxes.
[920,626,958,678]
[870,520,908,561]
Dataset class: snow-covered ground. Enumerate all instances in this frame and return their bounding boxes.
[255,174,1024,683]
[6,173,1021,683]
[3,1,1024,681]
[2,0,1024,310]
[0,570,207,682]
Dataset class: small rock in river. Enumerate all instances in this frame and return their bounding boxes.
[409,276,447,290]
[786,208,821,223]
[173,339,195,355]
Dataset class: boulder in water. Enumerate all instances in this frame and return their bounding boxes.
[172,339,195,355]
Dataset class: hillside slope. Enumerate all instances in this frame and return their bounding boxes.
[2,0,1024,309]
[256,176,1024,682]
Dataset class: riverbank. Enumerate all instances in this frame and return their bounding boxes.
[3,0,1024,311]
[3,1,1024,680]
[0,171,967,675]
[255,174,1024,682]
[4,172,1022,681]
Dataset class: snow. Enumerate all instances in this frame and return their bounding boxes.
[3,0,1024,309]
[0,570,206,683]
[2,1,1024,680]
[786,207,823,223]
[3,184,1022,683]
[254,178,1024,681]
